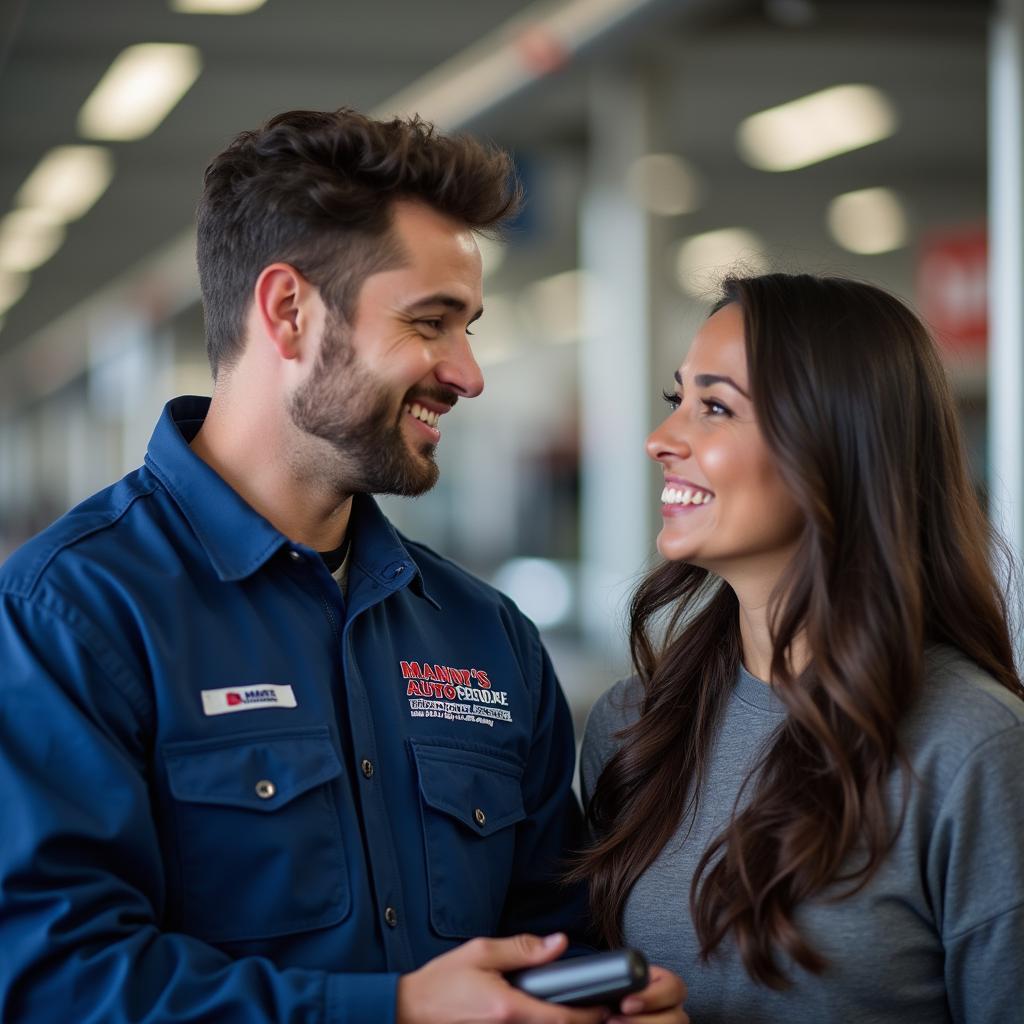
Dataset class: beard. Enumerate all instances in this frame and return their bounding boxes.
[288,313,448,497]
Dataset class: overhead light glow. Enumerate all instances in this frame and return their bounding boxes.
[492,558,573,629]
[15,146,114,222]
[626,153,703,216]
[0,272,30,317]
[521,269,585,343]
[476,234,507,279]
[737,84,896,172]
[827,186,907,255]
[78,43,202,141]
[171,0,267,11]
[0,209,66,273]
[674,228,769,298]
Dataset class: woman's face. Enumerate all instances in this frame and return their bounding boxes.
[647,302,804,581]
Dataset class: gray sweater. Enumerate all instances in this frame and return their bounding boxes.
[580,648,1024,1023]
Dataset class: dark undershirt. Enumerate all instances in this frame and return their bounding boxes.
[318,538,350,574]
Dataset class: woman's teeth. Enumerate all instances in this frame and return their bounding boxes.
[661,485,713,506]
[406,402,440,428]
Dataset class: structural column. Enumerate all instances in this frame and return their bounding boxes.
[578,67,666,661]
[989,0,1024,665]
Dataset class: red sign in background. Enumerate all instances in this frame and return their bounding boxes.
[916,224,987,358]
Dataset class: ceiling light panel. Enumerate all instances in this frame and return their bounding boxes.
[15,146,115,222]
[78,43,202,141]
[737,84,897,172]
[827,187,908,254]
[0,272,30,317]
[0,210,67,273]
[674,228,769,298]
[171,0,267,11]
[626,153,703,216]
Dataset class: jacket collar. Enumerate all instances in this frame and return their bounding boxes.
[144,396,436,606]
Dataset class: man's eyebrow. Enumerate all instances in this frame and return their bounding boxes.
[402,293,483,323]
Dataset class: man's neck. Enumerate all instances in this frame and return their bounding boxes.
[190,390,354,552]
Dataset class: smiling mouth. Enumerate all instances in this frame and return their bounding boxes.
[404,402,441,429]
[661,485,714,506]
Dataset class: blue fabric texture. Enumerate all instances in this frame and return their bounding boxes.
[0,396,587,1023]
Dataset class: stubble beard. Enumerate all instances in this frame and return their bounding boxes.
[288,315,440,497]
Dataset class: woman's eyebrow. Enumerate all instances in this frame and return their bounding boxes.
[693,372,750,399]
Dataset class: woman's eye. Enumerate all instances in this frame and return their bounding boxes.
[701,398,731,417]
[661,389,681,410]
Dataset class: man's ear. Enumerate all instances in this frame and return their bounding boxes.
[252,263,319,361]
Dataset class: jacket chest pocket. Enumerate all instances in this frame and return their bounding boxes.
[163,727,351,943]
[410,739,527,939]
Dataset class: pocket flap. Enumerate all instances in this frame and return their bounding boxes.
[410,740,526,837]
[164,727,342,812]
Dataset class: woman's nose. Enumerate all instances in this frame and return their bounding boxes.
[646,416,692,463]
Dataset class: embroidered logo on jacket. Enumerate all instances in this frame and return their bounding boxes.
[399,661,512,727]
[200,684,298,716]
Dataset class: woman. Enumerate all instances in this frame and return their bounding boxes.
[573,274,1024,1023]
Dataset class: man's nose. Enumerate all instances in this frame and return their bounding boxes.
[435,333,484,398]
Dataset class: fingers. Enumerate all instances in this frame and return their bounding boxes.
[500,990,609,1024]
[616,965,688,1018]
[453,932,568,972]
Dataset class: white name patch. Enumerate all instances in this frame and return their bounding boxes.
[201,684,297,716]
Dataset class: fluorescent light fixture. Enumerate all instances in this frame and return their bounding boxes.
[0,272,29,317]
[674,228,769,298]
[0,209,66,273]
[171,0,267,11]
[626,153,703,216]
[521,270,585,343]
[78,43,202,141]
[827,186,907,255]
[15,146,114,222]
[737,84,896,172]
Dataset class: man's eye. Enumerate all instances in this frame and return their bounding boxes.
[418,319,443,332]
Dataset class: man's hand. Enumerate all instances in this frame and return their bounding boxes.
[609,965,688,1024]
[396,932,611,1024]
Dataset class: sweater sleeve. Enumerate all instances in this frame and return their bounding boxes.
[0,593,398,1024]
[928,724,1024,1024]
[579,678,641,814]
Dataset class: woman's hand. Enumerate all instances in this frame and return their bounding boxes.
[610,964,689,1024]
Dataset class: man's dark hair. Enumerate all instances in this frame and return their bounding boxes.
[196,107,523,377]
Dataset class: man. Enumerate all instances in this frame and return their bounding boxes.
[0,109,687,1022]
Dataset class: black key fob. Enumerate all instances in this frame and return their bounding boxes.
[507,948,649,1007]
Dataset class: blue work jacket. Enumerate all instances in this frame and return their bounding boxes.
[0,396,588,1023]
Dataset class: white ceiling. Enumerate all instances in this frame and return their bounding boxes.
[0,0,992,380]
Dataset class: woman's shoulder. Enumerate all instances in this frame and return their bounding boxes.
[584,676,644,744]
[578,676,644,801]
[903,645,1024,787]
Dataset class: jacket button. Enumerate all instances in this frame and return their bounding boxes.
[474,807,486,827]
[255,779,276,799]
[384,906,398,927]
[361,758,374,779]
[288,550,302,562]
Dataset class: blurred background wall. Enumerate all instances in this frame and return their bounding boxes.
[0,0,1018,730]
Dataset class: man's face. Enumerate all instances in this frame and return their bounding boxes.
[289,200,485,496]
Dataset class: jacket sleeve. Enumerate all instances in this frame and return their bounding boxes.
[930,724,1024,1023]
[0,593,397,1024]
[494,622,592,947]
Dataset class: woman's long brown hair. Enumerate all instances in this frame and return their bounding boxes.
[571,274,1022,988]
